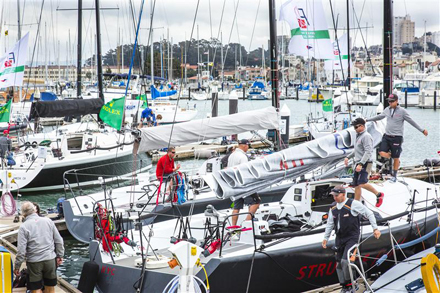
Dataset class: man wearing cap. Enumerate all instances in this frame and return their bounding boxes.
[344,118,384,207]
[228,139,261,226]
[367,94,428,182]
[322,186,381,292]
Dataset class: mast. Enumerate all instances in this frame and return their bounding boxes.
[77,0,82,98]
[383,0,393,108]
[423,20,426,72]
[95,0,104,101]
[346,0,351,90]
[268,0,281,150]
[149,0,154,86]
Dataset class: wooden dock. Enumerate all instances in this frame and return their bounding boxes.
[149,133,310,163]
[0,215,79,293]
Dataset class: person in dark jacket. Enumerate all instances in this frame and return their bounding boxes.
[322,186,380,292]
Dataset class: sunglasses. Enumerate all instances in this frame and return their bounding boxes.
[171,151,176,154]
[354,125,362,129]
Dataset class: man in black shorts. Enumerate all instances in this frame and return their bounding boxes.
[345,118,384,206]
[367,94,428,182]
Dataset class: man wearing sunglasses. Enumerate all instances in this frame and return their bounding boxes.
[322,186,381,293]
[156,147,181,199]
[366,94,428,182]
[344,118,384,207]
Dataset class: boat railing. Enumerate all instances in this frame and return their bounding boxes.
[347,222,440,292]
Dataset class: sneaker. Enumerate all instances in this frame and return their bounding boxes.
[376,192,385,208]
[389,177,397,183]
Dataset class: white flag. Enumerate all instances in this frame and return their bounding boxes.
[325,33,350,71]
[0,32,29,88]
[279,0,333,59]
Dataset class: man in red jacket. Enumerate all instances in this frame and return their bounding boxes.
[156,147,180,198]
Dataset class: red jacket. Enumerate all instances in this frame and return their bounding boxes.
[156,154,175,179]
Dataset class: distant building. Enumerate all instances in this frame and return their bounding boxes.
[394,15,415,48]
[432,31,440,48]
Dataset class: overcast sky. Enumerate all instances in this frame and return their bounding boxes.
[0,0,439,65]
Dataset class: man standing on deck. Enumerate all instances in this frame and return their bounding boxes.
[344,118,384,207]
[366,94,428,182]
[322,186,381,293]
[229,139,261,226]
[156,147,180,198]
[0,130,11,167]
[14,201,64,293]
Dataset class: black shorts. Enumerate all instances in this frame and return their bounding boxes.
[379,134,403,158]
[335,238,358,263]
[352,163,371,187]
[233,194,261,210]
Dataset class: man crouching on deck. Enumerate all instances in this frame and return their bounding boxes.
[322,186,380,292]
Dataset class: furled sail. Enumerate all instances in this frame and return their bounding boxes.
[30,98,104,118]
[211,120,386,200]
[137,106,280,152]
[150,85,177,100]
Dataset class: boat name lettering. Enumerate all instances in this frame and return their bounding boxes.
[101,266,115,276]
[297,261,337,280]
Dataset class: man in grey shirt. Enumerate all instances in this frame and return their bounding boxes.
[14,201,64,293]
[367,94,428,182]
[322,186,381,292]
[344,118,384,206]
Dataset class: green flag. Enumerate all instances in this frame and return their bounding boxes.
[322,98,333,112]
[99,96,125,130]
[136,94,148,108]
[0,100,12,123]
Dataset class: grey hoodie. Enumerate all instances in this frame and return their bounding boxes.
[367,105,424,136]
[347,129,374,165]
[15,213,64,269]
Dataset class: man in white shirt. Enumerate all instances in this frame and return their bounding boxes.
[228,139,261,226]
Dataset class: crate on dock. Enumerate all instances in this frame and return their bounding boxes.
[0,246,13,292]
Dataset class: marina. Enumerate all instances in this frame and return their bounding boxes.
[0,0,439,292]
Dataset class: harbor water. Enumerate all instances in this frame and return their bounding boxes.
[19,99,440,285]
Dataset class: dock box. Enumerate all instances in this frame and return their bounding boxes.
[0,246,13,292]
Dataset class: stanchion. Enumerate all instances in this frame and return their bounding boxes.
[404,89,408,108]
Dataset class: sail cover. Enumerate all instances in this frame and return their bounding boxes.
[137,107,279,152]
[30,98,104,118]
[211,120,386,200]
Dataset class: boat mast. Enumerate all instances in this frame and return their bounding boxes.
[77,0,82,98]
[17,0,22,101]
[149,0,154,86]
[383,0,393,108]
[268,0,281,150]
[94,0,104,102]
[346,0,351,90]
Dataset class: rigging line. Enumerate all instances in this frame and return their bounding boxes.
[350,0,375,76]
[221,0,240,76]
[328,0,351,119]
[24,0,45,101]
[208,0,213,40]
[350,0,366,50]
[245,0,261,67]
[165,0,200,151]
[209,0,227,78]
[101,9,116,67]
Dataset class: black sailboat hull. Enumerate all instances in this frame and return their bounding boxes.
[21,152,150,192]
[90,213,438,293]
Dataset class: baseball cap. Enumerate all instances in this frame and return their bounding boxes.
[238,139,251,146]
[330,185,346,196]
[352,118,366,126]
[387,94,398,101]
[3,130,9,135]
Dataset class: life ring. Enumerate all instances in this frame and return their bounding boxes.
[420,253,440,293]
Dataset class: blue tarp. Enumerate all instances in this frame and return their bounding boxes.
[150,85,177,100]
[235,84,243,89]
